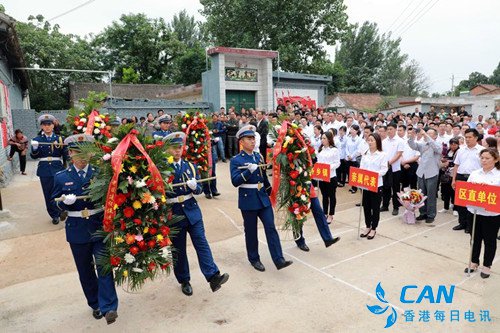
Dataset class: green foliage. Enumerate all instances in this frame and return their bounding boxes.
[173,44,207,85]
[200,0,349,72]
[121,67,139,84]
[454,71,492,96]
[16,16,101,110]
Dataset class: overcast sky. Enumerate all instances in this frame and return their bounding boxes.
[4,0,499,93]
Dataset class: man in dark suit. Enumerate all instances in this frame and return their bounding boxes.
[164,132,229,296]
[255,110,269,163]
[51,134,118,325]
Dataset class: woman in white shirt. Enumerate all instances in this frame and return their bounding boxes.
[464,148,500,279]
[317,131,341,224]
[310,125,323,153]
[336,126,348,187]
[359,133,389,240]
[345,125,363,193]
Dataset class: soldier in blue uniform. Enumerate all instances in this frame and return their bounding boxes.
[164,132,229,296]
[30,114,69,224]
[230,125,293,272]
[152,114,172,140]
[51,134,119,325]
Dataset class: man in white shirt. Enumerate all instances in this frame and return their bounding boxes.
[381,123,405,215]
[399,125,420,190]
[332,113,345,131]
[451,128,483,232]
[435,122,452,147]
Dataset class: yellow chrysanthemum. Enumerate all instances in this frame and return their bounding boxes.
[120,164,125,173]
[185,114,190,118]
[100,114,105,119]
[114,236,124,244]
[161,195,166,203]
[114,204,118,210]
[79,112,85,117]
[156,234,164,241]
[132,200,142,209]
[143,227,149,234]
[129,165,138,174]
[122,270,128,277]
[167,156,174,164]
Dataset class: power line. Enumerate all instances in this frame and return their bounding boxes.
[390,0,427,35]
[48,0,97,22]
[385,0,417,33]
[397,0,441,37]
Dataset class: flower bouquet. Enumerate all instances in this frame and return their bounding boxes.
[80,125,182,290]
[177,110,212,178]
[64,91,114,140]
[397,188,427,224]
[270,121,315,234]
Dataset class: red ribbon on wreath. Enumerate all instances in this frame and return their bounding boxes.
[183,117,213,174]
[85,109,100,135]
[102,130,165,232]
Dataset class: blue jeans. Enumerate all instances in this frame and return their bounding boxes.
[212,138,225,161]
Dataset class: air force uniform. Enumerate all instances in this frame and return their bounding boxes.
[30,114,68,223]
[164,132,228,293]
[229,125,292,271]
[51,134,118,321]
[152,114,172,140]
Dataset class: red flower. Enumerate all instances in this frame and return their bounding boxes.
[147,240,156,249]
[148,261,156,272]
[289,180,296,186]
[130,129,139,135]
[130,246,139,255]
[138,240,147,251]
[160,263,170,270]
[119,219,126,231]
[123,207,134,218]
[146,144,155,150]
[110,256,121,266]
[160,226,170,236]
[133,218,142,225]
[292,202,299,208]
[115,193,127,206]
[101,145,113,153]
[155,141,164,147]
[290,170,300,179]
[149,227,157,235]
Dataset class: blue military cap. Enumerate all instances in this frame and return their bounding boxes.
[163,131,185,145]
[38,114,56,125]
[64,134,95,150]
[236,125,256,139]
[157,114,172,124]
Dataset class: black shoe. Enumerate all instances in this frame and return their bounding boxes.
[209,273,229,292]
[416,214,428,221]
[92,308,103,320]
[181,281,193,296]
[425,218,435,224]
[392,208,399,216]
[480,272,490,279]
[60,211,68,222]
[337,183,344,187]
[104,310,118,325]
[205,194,213,199]
[464,229,471,234]
[453,225,465,231]
[325,237,340,247]
[251,261,265,272]
[464,266,477,273]
[222,159,227,163]
[298,244,310,252]
[212,192,221,197]
[380,207,389,212]
[349,189,357,194]
[276,260,293,270]
[355,203,361,207]
[367,230,377,240]
[52,218,60,225]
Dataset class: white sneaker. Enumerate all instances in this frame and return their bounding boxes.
[450,204,454,209]
[453,211,458,216]
[438,208,448,213]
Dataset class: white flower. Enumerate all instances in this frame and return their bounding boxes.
[77,126,82,130]
[102,153,111,161]
[297,166,303,173]
[285,136,291,141]
[124,253,135,264]
[80,118,87,123]
[293,208,299,215]
[181,124,187,129]
[83,127,87,132]
[132,267,143,273]
[100,123,106,128]
[304,172,308,177]
[135,179,147,188]
[127,176,134,185]
[94,117,101,122]
[274,125,281,131]
[153,202,159,210]
[94,128,100,134]
[160,246,172,259]
[301,194,307,202]
[107,137,118,143]
[196,141,201,145]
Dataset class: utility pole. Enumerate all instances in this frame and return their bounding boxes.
[450,74,455,96]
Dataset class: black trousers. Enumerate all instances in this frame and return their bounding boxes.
[319,177,337,215]
[346,160,359,190]
[9,145,26,173]
[259,144,267,163]
[441,182,455,210]
[227,135,238,158]
[382,169,401,209]
[362,187,383,230]
[455,173,470,229]
[400,162,418,190]
[470,214,500,268]
[337,159,347,185]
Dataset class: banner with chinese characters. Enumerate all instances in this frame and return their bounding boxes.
[312,163,330,182]
[348,167,379,192]
[454,181,500,213]
[225,67,258,82]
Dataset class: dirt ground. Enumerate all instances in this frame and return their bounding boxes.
[0,161,498,332]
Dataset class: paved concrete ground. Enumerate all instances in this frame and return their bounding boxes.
[0,161,498,332]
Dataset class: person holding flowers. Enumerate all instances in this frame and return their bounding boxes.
[230,125,293,272]
[164,132,229,296]
[51,134,118,325]
[317,131,341,224]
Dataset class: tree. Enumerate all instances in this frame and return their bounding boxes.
[453,71,490,95]
[170,9,204,47]
[173,45,207,85]
[93,13,184,83]
[16,15,101,110]
[397,59,429,96]
[488,62,500,86]
[200,0,349,72]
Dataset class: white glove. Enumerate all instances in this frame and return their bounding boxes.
[214,137,220,143]
[186,178,197,190]
[63,194,77,205]
[247,163,258,173]
[31,140,39,150]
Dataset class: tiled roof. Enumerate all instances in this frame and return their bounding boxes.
[329,93,383,111]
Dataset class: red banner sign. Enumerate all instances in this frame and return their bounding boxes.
[348,167,379,192]
[454,181,500,213]
[312,163,331,182]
